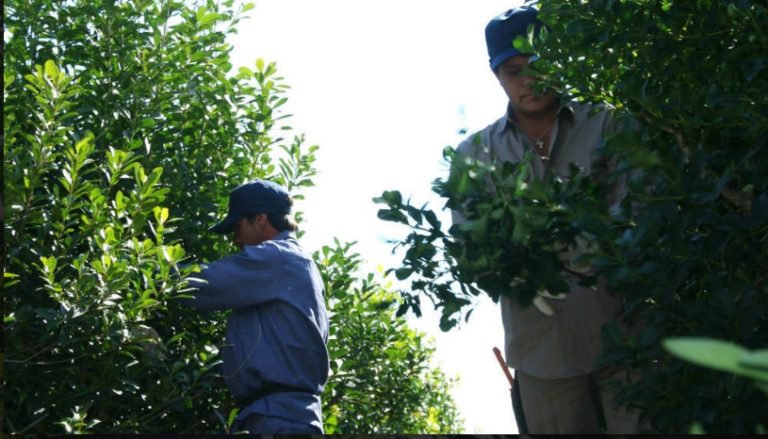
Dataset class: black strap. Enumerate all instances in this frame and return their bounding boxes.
[511,370,529,435]
[237,383,314,408]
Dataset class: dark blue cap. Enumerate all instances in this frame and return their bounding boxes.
[209,179,291,234]
[485,5,541,70]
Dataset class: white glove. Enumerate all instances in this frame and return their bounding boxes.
[532,287,567,316]
[509,278,567,316]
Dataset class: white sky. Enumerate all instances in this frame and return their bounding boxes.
[229,0,523,433]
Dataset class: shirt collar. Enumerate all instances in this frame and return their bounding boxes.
[503,99,576,131]
[275,230,295,241]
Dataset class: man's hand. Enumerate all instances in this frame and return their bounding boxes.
[510,277,567,316]
[555,234,599,274]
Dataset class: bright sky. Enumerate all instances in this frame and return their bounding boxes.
[229,0,524,433]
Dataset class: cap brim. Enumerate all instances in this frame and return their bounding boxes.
[209,215,238,234]
[490,47,527,70]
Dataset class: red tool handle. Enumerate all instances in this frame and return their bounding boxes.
[493,346,515,388]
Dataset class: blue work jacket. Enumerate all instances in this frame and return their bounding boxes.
[186,231,329,432]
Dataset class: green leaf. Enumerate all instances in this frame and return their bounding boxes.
[377,208,408,225]
[423,210,440,229]
[394,267,413,280]
[740,350,768,372]
[44,59,60,80]
[39,255,58,274]
[153,206,170,225]
[374,190,402,206]
[664,337,746,372]
[664,338,768,381]
[142,167,164,195]
[198,12,222,27]
[406,205,423,224]
[238,66,253,77]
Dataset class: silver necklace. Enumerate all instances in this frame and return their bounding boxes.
[527,122,555,161]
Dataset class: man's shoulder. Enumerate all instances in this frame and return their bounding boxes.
[457,115,507,156]
[565,100,615,125]
[236,235,289,261]
[258,234,311,261]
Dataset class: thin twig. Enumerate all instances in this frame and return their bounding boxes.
[644,114,753,212]
[720,186,753,212]
[658,123,691,160]
[6,356,83,366]
[16,413,49,435]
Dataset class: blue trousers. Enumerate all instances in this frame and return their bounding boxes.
[235,413,322,435]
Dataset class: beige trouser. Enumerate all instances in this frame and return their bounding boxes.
[516,369,639,434]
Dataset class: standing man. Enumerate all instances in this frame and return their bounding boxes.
[185,179,329,434]
[453,6,637,434]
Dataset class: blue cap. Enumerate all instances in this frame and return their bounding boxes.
[485,5,541,70]
[209,179,291,234]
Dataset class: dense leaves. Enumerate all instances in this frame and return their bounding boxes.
[663,337,768,434]
[377,0,767,433]
[4,0,462,434]
[375,149,613,330]
[5,0,316,262]
[316,240,463,434]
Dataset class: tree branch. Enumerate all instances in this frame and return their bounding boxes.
[649,116,754,212]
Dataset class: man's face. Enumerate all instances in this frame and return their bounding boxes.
[232,215,266,250]
[495,55,557,117]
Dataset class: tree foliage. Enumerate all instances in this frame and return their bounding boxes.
[375,152,613,331]
[4,0,317,433]
[4,0,463,434]
[376,0,767,433]
[316,240,463,434]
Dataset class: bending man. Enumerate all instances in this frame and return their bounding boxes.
[185,179,329,434]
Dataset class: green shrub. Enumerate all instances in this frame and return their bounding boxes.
[376,0,768,433]
[4,0,316,433]
[317,240,463,434]
[4,0,463,434]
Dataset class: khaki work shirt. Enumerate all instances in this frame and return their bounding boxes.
[454,101,624,379]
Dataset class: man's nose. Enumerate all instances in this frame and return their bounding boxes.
[522,75,535,87]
